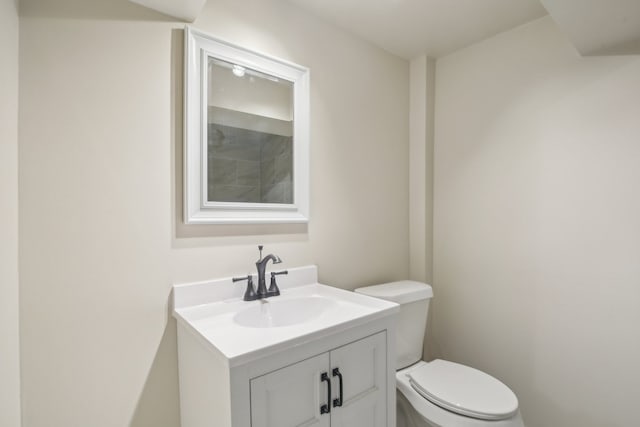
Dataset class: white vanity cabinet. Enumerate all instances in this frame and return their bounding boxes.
[251,352,331,427]
[251,332,386,427]
[173,266,398,427]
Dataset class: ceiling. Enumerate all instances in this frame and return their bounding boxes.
[539,0,640,56]
[288,0,548,58]
[288,0,640,58]
[127,0,640,59]
[128,0,206,21]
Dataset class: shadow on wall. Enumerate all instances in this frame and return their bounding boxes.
[583,37,640,56]
[19,0,176,21]
[128,317,181,427]
[527,389,613,427]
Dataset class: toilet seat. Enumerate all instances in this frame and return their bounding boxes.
[407,359,519,421]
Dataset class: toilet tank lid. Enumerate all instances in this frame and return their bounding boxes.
[354,281,433,304]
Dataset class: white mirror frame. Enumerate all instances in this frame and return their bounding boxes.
[184,27,310,224]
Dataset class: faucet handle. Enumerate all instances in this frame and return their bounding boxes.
[232,274,251,283]
[271,270,288,277]
[232,274,257,301]
[267,270,288,297]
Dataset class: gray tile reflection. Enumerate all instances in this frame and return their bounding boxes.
[209,185,260,203]
[209,157,236,186]
[236,160,259,186]
[207,122,293,204]
[262,182,284,204]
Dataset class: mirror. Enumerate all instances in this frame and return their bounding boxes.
[207,58,294,205]
[184,27,310,224]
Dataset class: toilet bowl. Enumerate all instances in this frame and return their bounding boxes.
[355,281,525,427]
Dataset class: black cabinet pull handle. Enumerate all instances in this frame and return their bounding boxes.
[320,372,331,414]
[332,368,343,407]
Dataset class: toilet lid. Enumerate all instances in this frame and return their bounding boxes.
[408,359,518,421]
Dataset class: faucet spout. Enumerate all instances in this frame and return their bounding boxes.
[255,246,282,298]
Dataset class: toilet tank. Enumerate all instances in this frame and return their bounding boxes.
[355,281,433,370]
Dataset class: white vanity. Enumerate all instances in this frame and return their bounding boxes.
[173,265,398,427]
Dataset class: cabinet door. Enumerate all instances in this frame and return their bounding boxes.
[250,353,331,427]
[329,332,387,427]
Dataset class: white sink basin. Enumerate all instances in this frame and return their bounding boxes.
[233,296,336,328]
[172,265,399,366]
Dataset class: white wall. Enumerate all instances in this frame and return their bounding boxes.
[18,0,409,426]
[433,16,640,427]
[0,0,21,426]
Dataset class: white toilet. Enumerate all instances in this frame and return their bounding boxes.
[355,281,525,427]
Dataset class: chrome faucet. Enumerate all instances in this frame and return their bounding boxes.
[255,245,282,298]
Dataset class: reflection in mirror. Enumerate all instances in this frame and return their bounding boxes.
[207,58,294,204]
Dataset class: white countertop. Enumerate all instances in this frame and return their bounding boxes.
[172,265,399,366]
